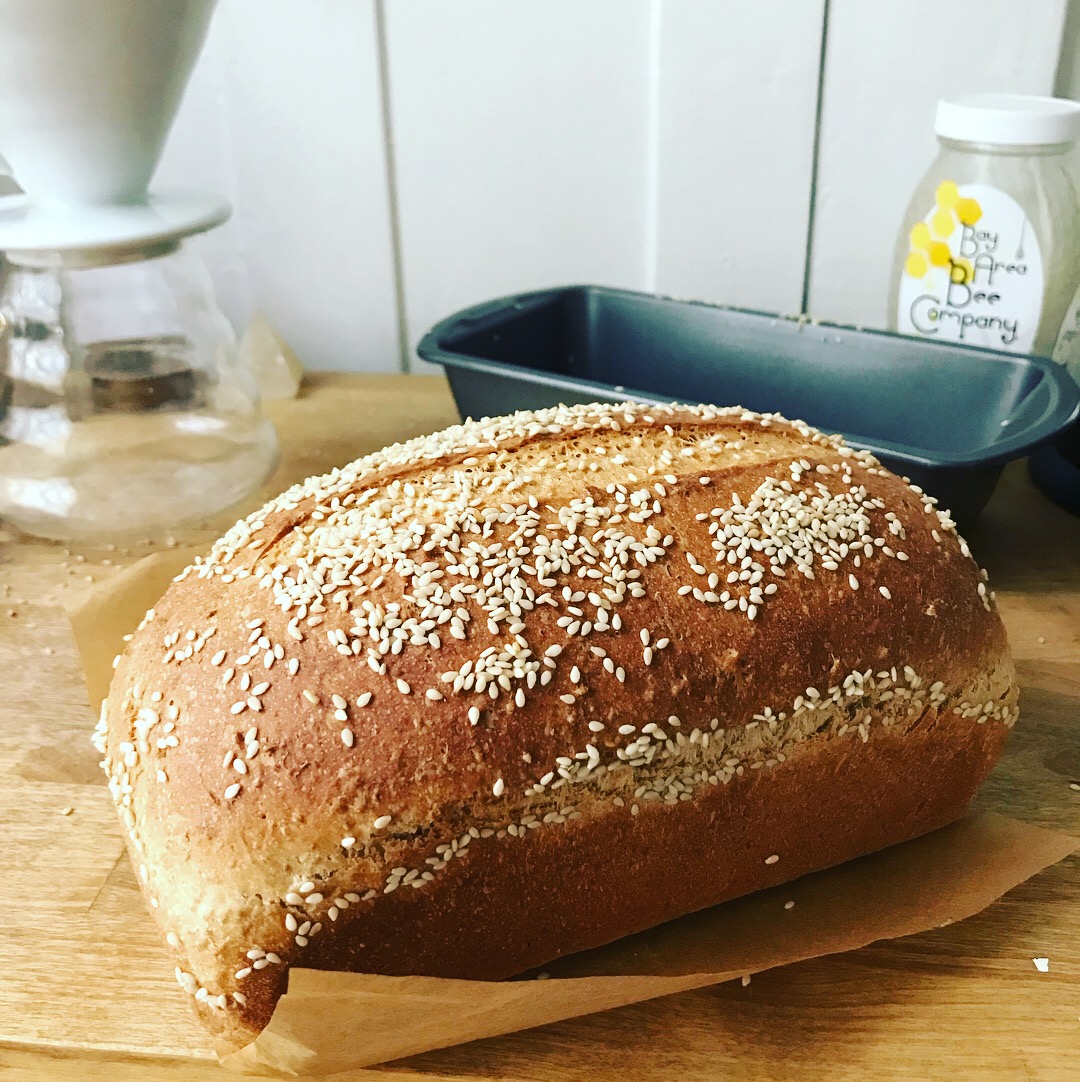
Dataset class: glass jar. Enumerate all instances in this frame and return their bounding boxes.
[0,238,277,540]
[888,94,1080,357]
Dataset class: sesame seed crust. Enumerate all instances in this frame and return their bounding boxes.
[97,400,1015,1047]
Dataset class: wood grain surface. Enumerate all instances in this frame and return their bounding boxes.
[0,374,1077,1081]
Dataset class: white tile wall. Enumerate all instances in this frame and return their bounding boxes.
[384,0,654,370]
[161,0,400,372]
[151,0,1072,372]
[652,1,825,315]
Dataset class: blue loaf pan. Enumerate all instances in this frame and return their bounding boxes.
[417,285,1080,525]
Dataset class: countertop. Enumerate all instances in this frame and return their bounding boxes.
[1,373,1078,1081]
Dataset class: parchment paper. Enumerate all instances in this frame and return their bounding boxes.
[67,551,1079,1078]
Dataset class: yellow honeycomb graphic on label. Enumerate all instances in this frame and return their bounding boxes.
[927,241,951,267]
[910,222,931,249]
[935,180,960,210]
[950,257,973,285]
[955,197,982,226]
[905,251,928,277]
[902,180,982,282]
[931,209,955,237]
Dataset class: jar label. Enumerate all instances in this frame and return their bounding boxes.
[897,181,1043,353]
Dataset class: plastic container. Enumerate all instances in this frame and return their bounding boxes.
[888,94,1080,357]
[418,286,1080,525]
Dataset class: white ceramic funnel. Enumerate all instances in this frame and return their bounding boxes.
[0,0,216,206]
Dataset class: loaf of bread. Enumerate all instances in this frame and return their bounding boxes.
[95,400,1016,1049]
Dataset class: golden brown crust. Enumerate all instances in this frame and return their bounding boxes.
[95,401,1016,1049]
[202,699,1008,1045]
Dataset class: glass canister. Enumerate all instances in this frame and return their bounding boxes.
[888,94,1080,357]
[0,239,278,540]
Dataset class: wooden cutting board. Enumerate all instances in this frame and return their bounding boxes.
[1,374,1078,1081]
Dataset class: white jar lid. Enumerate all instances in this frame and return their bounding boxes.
[935,93,1080,146]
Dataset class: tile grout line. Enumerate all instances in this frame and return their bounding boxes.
[374,0,412,375]
[800,0,831,317]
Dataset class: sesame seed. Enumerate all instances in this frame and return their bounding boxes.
[224,783,241,800]
[848,574,859,591]
[302,689,319,704]
[784,900,795,910]
[588,720,605,732]
[493,777,505,797]
[374,814,392,830]
[879,586,891,599]
[765,854,779,864]
[341,728,354,747]
[342,836,355,848]
[396,679,411,695]
[173,401,918,871]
